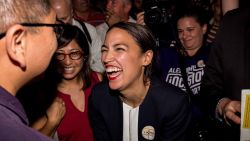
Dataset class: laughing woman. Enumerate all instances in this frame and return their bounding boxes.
[31,25,102,141]
[88,22,191,141]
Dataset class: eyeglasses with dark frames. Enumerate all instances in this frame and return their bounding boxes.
[55,51,87,61]
[0,32,6,39]
[0,23,71,47]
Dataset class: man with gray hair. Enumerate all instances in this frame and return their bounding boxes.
[96,0,136,43]
[49,0,105,73]
[0,0,63,140]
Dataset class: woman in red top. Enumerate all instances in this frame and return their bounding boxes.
[32,25,102,141]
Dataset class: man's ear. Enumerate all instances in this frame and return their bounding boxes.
[5,25,27,70]
[142,50,153,66]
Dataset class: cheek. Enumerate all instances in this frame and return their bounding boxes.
[115,6,123,14]
[56,62,64,73]
[77,61,84,69]
[178,34,183,40]
[40,35,57,64]
[74,59,85,70]
[193,29,203,37]
[101,52,106,63]
[192,31,203,42]
[119,54,138,68]
[48,33,58,54]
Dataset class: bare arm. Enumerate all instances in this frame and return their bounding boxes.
[31,97,66,137]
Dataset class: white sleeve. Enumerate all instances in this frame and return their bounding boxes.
[85,23,105,73]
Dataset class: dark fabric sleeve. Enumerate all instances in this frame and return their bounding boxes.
[200,13,230,117]
[160,88,191,141]
[88,85,110,141]
[200,43,224,116]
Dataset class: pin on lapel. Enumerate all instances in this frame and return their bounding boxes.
[142,126,155,140]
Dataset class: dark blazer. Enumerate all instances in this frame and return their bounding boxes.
[201,7,250,141]
[88,77,191,141]
[201,7,250,115]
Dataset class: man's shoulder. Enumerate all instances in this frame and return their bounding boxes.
[96,22,108,31]
[81,22,96,30]
[128,16,136,23]
[72,19,96,32]
[223,7,250,25]
[0,116,51,141]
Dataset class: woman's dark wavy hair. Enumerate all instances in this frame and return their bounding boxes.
[45,25,92,90]
[107,22,157,84]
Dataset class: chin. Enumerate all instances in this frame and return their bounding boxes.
[63,75,77,80]
[108,81,122,90]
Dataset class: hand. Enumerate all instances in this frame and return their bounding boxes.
[136,11,145,25]
[46,97,66,126]
[221,100,241,125]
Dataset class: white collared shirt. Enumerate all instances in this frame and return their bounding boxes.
[122,102,139,141]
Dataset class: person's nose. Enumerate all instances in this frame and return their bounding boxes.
[183,31,187,39]
[181,31,189,40]
[102,50,114,64]
[63,54,72,65]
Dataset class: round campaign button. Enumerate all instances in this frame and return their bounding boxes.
[142,125,155,140]
[197,60,205,68]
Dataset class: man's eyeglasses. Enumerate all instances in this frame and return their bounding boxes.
[0,23,72,47]
[55,51,87,61]
[0,32,6,39]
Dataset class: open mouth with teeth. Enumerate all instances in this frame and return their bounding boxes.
[105,67,122,80]
[64,66,73,71]
[62,66,75,74]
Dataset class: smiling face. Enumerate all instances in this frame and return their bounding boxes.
[55,39,84,81]
[101,28,151,92]
[177,17,207,51]
[106,0,131,21]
